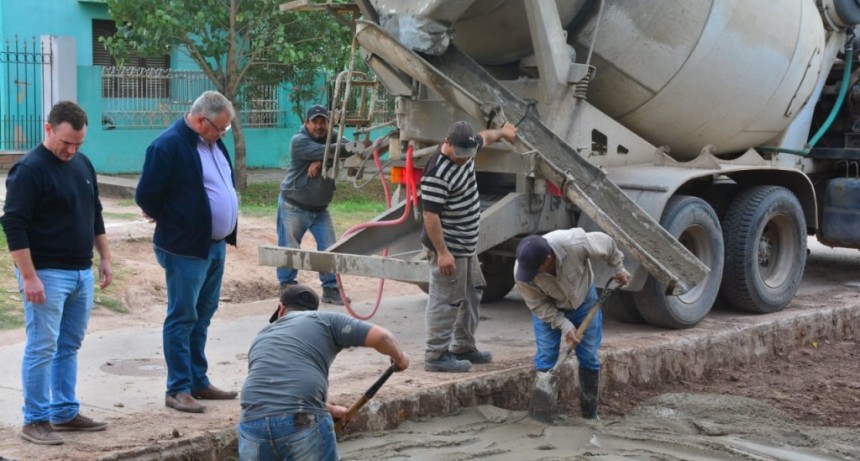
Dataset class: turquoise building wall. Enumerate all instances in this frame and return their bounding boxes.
[1,0,309,174]
[0,0,111,66]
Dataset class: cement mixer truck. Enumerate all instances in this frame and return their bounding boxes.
[264,0,860,329]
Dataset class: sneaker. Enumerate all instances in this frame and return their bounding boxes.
[51,413,107,432]
[452,348,493,364]
[21,421,64,445]
[321,287,349,305]
[424,352,471,373]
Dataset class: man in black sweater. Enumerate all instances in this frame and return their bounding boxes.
[1,101,113,445]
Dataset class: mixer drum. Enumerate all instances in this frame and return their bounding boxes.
[371,0,826,158]
[565,0,826,158]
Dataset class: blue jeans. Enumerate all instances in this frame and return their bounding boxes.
[154,241,226,396]
[18,268,94,425]
[238,413,337,461]
[531,285,602,371]
[276,196,337,288]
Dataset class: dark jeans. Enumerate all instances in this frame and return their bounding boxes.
[154,241,226,395]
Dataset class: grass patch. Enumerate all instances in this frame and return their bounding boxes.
[116,198,137,207]
[95,294,127,313]
[239,182,279,217]
[239,180,390,233]
[102,211,140,220]
[0,229,24,330]
[94,262,127,314]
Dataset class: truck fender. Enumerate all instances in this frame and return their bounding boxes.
[579,163,816,291]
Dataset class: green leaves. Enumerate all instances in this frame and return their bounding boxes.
[103,0,356,188]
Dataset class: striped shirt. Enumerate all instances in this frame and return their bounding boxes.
[420,137,484,257]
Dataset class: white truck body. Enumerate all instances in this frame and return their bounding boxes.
[264,0,860,329]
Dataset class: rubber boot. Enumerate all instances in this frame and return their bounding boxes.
[579,368,600,420]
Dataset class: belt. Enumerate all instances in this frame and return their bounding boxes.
[293,412,320,427]
[212,238,225,244]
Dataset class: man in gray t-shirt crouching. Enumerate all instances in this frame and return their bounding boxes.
[238,284,409,461]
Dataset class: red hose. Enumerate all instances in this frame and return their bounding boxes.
[336,144,416,319]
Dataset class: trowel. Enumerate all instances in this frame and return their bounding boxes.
[528,282,618,424]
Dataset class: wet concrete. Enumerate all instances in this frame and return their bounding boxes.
[338,398,860,460]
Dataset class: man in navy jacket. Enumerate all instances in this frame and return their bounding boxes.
[136,91,239,413]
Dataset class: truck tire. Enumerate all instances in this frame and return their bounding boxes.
[415,255,515,303]
[635,196,724,329]
[478,254,515,303]
[719,186,806,314]
[603,291,645,324]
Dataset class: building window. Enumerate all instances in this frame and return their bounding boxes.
[92,19,169,98]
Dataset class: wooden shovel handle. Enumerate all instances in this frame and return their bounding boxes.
[335,364,397,433]
[555,281,619,368]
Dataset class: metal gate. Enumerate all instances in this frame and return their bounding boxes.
[1,36,53,151]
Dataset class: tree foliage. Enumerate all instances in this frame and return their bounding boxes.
[102,0,355,189]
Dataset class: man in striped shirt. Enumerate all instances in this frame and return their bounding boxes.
[420,120,518,372]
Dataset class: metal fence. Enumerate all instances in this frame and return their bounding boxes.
[1,36,52,150]
[100,66,289,129]
[100,66,397,131]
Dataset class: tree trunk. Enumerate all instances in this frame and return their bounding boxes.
[231,117,248,192]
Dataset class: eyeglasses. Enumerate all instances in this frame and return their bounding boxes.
[203,117,231,136]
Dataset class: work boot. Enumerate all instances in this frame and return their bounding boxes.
[424,352,471,373]
[579,368,600,420]
[21,421,64,445]
[451,348,493,364]
[321,287,349,305]
[51,413,107,432]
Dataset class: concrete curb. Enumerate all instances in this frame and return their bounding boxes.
[96,175,137,199]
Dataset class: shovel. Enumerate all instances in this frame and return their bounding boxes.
[528,281,618,424]
[335,364,397,434]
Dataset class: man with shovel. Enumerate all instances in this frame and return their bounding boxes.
[237,284,409,461]
[514,229,630,419]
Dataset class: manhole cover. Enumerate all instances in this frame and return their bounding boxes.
[101,358,166,377]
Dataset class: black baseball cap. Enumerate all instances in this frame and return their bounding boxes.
[446,121,479,158]
[515,235,553,282]
[306,104,329,121]
[269,283,320,323]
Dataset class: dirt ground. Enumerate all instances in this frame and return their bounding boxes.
[598,338,860,428]
[64,196,423,335]
[0,195,858,460]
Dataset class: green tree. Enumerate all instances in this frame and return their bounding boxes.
[102,0,354,189]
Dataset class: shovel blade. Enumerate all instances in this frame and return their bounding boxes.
[528,371,560,424]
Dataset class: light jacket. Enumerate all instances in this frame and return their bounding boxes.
[515,228,626,337]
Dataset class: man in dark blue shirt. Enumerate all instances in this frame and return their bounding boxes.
[1,101,113,445]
